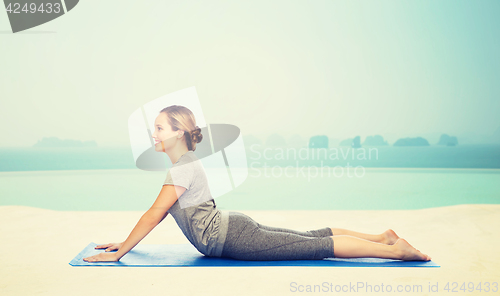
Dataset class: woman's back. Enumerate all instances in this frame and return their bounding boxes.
[164,151,229,257]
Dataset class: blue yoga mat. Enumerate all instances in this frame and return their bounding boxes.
[69,242,440,267]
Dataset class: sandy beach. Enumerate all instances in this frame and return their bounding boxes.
[1,204,499,296]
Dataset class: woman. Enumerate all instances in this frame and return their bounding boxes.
[83,105,431,263]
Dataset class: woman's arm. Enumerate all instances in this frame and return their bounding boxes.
[83,184,186,262]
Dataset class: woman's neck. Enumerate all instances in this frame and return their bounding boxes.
[166,146,189,164]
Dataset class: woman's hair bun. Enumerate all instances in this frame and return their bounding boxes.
[191,126,203,144]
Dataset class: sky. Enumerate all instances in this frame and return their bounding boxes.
[1,0,499,147]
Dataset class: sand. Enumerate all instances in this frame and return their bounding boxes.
[1,204,499,296]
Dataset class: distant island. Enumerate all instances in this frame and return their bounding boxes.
[393,137,430,146]
[351,136,361,148]
[362,135,388,146]
[33,137,98,148]
[437,134,458,146]
[339,136,361,148]
[309,135,328,148]
[243,131,493,148]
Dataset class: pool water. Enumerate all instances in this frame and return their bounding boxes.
[1,168,498,211]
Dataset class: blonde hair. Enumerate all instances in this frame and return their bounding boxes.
[160,105,203,151]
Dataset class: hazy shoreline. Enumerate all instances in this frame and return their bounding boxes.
[1,144,500,172]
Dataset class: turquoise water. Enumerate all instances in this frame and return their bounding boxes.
[0,147,135,171]
[1,168,498,211]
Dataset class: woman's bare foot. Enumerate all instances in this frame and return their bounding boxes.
[381,229,400,245]
[394,239,431,261]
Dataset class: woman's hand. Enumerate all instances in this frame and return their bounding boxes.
[83,252,119,263]
[82,242,123,263]
[94,242,123,252]
[82,185,180,263]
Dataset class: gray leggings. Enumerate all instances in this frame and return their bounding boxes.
[220,211,335,261]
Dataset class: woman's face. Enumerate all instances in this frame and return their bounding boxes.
[152,113,181,152]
